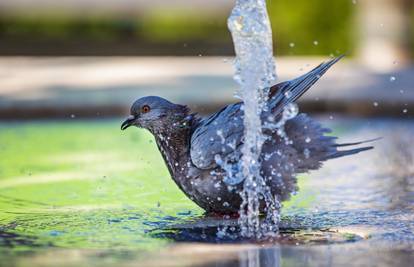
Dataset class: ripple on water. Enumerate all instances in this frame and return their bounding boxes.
[0,118,414,263]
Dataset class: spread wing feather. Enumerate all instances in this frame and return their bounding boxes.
[190,56,372,171]
[190,103,244,169]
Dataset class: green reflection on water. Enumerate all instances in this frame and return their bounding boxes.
[0,120,202,251]
[0,120,312,252]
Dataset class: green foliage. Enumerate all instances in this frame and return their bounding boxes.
[140,11,230,43]
[0,1,356,55]
[0,15,137,41]
[4,1,414,56]
[268,0,355,55]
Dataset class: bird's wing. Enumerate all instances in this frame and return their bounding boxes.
[190,103,244,170]
[268,56,343,116]
[190,56,344,170]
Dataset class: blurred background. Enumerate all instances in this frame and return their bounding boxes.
[1,2,414,266]
[0,0,413,118]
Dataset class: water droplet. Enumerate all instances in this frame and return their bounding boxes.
[283,103,299,120]
[214,154,223,165]
[216,129,226,144]
[284,91,292,98]
[216,228,227,239]
[304,148,311,159]
[390,76,396,82]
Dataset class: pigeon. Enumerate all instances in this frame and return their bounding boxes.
[121,56,375,215]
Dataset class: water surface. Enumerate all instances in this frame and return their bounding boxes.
[0,117,413,266]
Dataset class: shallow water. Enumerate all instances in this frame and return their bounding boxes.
[0,117,413,266]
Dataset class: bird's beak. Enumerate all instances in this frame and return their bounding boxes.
[121,115,136,130]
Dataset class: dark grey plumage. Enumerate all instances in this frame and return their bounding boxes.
[121,57,374,214]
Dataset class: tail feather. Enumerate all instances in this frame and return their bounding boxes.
[325,146,374,160]
[326,137,380,160]
[269,55,344,115]
[282,114,378,173]
[334,137,382,147]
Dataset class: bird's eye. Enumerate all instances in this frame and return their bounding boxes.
[141,105,151,113]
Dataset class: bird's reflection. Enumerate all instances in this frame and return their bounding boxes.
[239,247,281,267]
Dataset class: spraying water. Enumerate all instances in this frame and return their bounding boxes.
[227,0,279,237]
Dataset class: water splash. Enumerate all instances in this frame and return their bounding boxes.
[228,0,279,237]
[264,102,299,142]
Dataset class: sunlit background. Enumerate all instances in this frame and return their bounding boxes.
[0,0,412,58]
[1,1,414,267]
[0,0,413,119]
[0,0,413,118]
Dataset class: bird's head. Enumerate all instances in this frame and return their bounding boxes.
[121,96,190,133]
